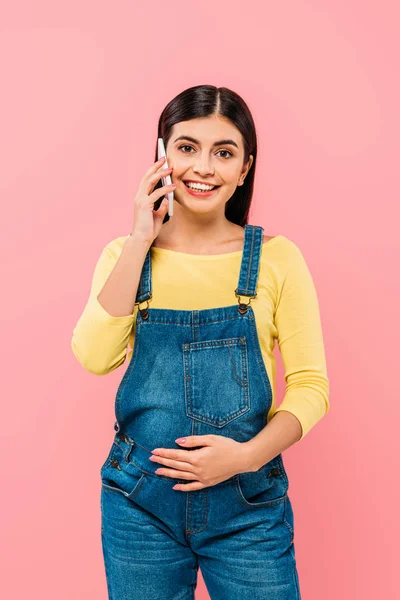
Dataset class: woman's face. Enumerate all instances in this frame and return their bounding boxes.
[165,114,253,215]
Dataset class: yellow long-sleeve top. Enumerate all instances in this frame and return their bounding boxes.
[71,234,330,440]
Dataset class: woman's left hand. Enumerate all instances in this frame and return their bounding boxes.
[149,434,255,491]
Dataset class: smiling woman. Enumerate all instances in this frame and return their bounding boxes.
[151,87,257,228]
[71,84,329,600]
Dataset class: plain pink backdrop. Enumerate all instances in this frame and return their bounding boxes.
[1,1,399,598]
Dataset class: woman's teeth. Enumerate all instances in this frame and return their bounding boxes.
[185,182,216,191]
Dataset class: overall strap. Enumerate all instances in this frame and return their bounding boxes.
[235,224,264,314]
[135,247,152,318]
[135,224,265,319]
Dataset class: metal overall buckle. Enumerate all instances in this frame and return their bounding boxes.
[235,291,256,314]
[135,294,152,320]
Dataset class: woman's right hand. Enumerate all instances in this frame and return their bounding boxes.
[130,156,176,244]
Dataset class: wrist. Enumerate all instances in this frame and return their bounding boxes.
[239,441,260,473]
[125,232,153,252]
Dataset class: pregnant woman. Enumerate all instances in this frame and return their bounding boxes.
[71,84,330,600]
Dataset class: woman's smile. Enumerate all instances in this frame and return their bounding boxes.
[181,180,221,197]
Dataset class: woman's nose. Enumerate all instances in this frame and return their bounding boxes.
[193,161,214,176]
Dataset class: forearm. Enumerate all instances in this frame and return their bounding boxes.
[242,410,302,472]
[97,234,151,317]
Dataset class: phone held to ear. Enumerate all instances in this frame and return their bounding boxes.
[157,137,174,217]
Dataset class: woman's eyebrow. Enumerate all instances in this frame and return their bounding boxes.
[173,135,239,149]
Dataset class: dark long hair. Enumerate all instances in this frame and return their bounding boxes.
[153,85,257,227]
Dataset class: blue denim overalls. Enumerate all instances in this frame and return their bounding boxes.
[100,224,302,599]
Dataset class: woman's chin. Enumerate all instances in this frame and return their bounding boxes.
[174,191,226,212]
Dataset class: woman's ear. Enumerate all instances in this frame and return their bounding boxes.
[239,154,254,185]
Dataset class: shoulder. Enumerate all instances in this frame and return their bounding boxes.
[260,234,309,275]
[261,233,300,255]
[101,234,131,260]
[263,233,305,251]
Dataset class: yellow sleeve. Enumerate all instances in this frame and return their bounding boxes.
[71,238,136,375]
[273,241,330,440]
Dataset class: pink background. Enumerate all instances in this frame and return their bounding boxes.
[1,1,399,598]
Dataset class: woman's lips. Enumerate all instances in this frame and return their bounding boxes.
[182,181,220,197]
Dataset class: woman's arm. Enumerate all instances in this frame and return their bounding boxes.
[244,240,330,469]
[71,234,151,375]
[97,234,151,317]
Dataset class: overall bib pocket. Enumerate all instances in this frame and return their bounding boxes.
[234,458,288,508]
[100,440,147,500]
[183,337,250,428]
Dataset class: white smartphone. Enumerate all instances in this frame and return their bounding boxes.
[157,137,174,217]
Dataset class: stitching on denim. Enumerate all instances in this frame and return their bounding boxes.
[238,225,263,297]
[242,337,249,386]
[136,249,152,303]
[236,225,249,296]
[185,420,196,535]
[101,472,146,500]
[183,348,190,425]
[282,496,294,543]
[183,337,251,426]
[228,340,248,387]
[128,474,147,499]
[283,516,294,543]
[139,319,193,326]
[138,313,251,326]
[186,406,251,428]
[125,436,154,454]
[188,489,208,534]
[186,489,192,533]
[244,225,256,294]
[248,307,273,412]
[183,337,246,350]
[276,454,289,487]
[185,382,250,426]
[186,489,209,534]
[184,337,249,387]
[115,328,141,423]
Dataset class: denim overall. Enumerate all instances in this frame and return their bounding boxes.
[100,224,302,600]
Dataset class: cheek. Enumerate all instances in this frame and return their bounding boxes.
[168,162,184,178]
[218,164,241,182]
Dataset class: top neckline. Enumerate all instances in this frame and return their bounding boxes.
[150,235,284,260]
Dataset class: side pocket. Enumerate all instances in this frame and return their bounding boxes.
[234,460,288,509]
[100,441,147,500]
[101,472,147,500]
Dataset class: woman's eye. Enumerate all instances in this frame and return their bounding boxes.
[178,145,232,159]
[217,150,233,159]
[179,145,194,153]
